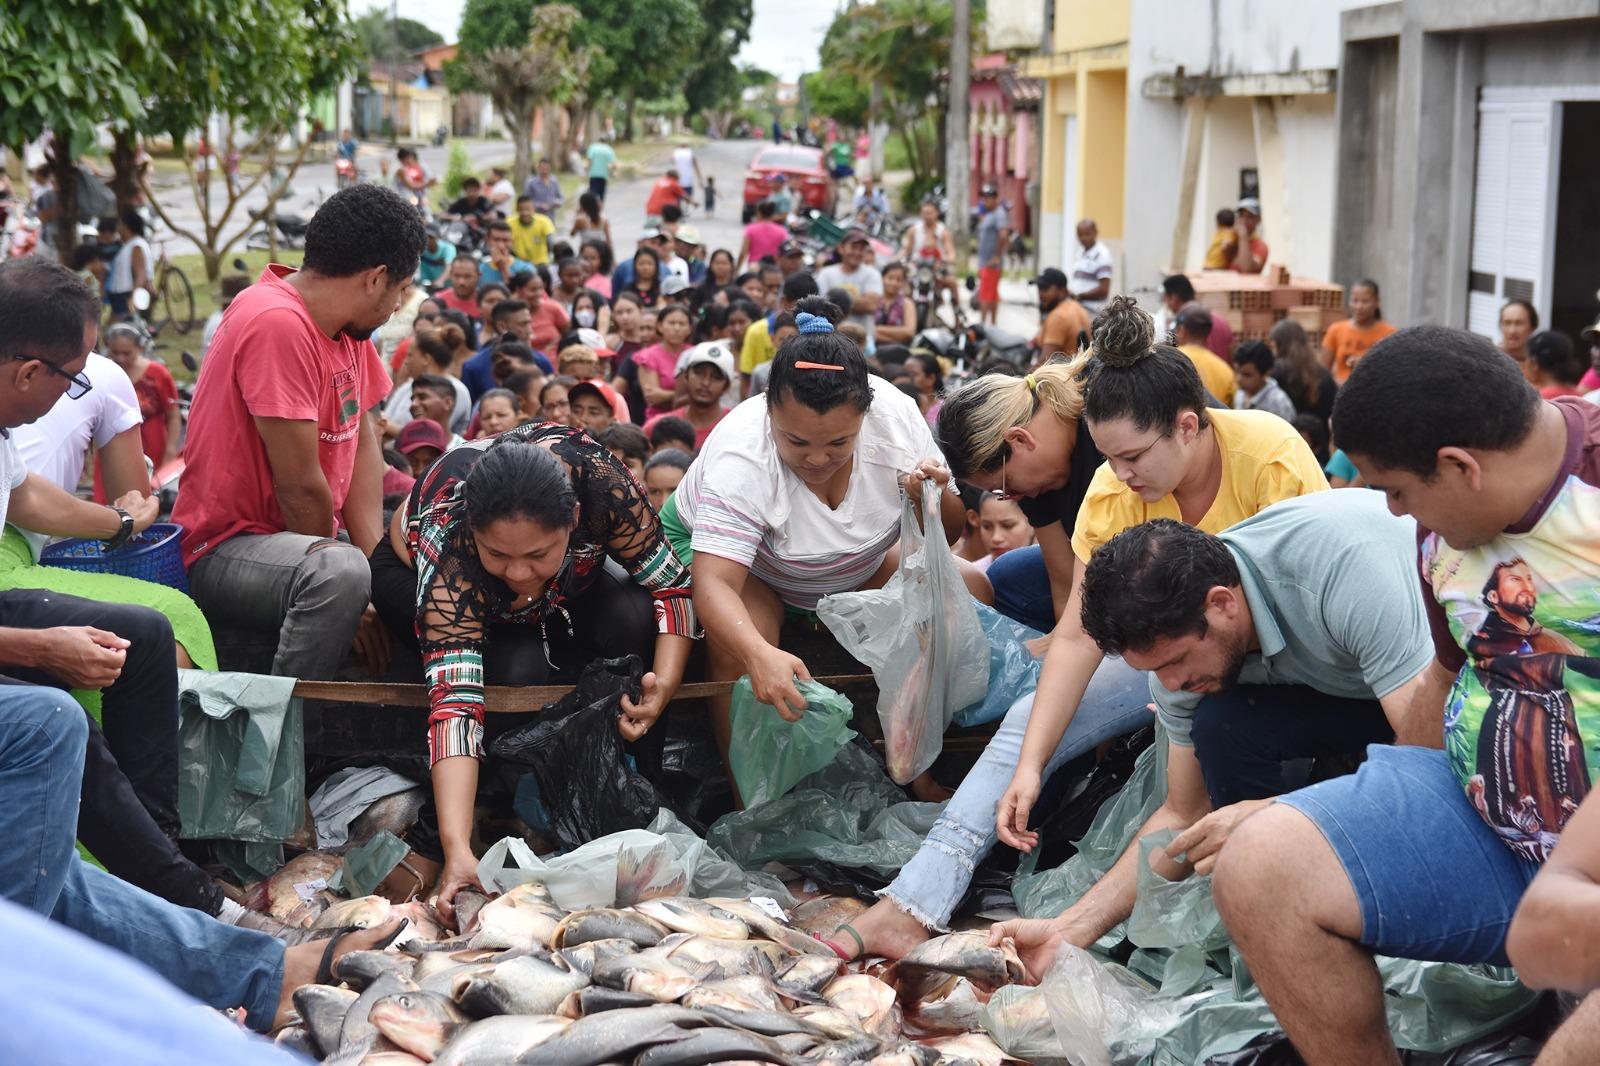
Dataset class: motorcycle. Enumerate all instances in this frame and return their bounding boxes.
[440,217,486,260]
[245,211,310,251]
[911,258,966,332]
[335,156,360,189]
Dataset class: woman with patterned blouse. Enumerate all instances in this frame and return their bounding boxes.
[368,421,694,923]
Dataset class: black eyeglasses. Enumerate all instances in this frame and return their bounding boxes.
[7,353,92,399]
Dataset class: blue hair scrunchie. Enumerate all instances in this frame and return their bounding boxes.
[796,311,834,335]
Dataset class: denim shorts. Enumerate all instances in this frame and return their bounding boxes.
[1278,744,1540,966]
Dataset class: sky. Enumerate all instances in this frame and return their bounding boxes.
[387,0,832,84]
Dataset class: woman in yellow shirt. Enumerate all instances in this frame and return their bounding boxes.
[835,295,1327,962]
[1320,278,1396,384]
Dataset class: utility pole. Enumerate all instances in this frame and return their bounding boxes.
[948,0,972,273]
[389,0,401,146]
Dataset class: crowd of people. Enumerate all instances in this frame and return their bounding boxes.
[3,146,1600,1064]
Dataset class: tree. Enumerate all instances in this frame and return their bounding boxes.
[680,0,755,133]
[452,4,591,188]
[352,7,444,62]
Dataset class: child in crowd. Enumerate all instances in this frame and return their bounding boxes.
[1231,341,1297,422]
[1321,277,1396,384]
[103,322,180,469]
[568,380,617,437]
[643,448,692,512]
[952,482,990,565]
[972,492,1035,574]
[396,418,451,478]
[475,388,520,438]
[702,176,716,218]
[539,375,576,426]
[648,415,697,456]
[1202,208,1235,269]
[504,367,547,423]
[596,423,650,482]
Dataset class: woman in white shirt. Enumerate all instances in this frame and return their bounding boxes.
[106,208,153,320]
[660,296,992,802]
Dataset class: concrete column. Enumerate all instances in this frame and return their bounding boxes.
[1251,97,1289,272]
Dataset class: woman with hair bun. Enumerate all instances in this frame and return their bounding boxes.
[661,296,992,802]
[835,295,1329,964]
[367,423,694,927]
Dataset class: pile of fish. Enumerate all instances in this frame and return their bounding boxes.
[276,886,1031,1065]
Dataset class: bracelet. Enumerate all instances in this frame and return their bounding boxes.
[103,506,134,551]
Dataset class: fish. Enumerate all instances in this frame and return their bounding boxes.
[356,1053,428,1066]
[659,934,786,978]
[556,937,644,977]
[339,971,419,1053]
[509,1003,718,1066]
[693,1003,828,1038]
[313,894,395,932]
[551,907,671,949]
[393,901,450,947]
[706,897,837,957]
[922,1031,1024,1065]
[573,986,661,1015]
[864,1043,941,1066]
[432,1014,573,1066]
[901,975,983,1036]
[790,897,869,940]
[347,786,428,847]
[456,954,590,1018]
[369,990,471,1061]
[291,983,359,1058]
[469,883,566,951]
[631,1026,791,1066]
[893,932,1025,995]
[797,1032,886,1062]
[823,974,900,1036]
[680,975,785,1014]
[318,1033,406,1066]
[790,1005,871,1041]
[332,949,417,992]
[590,947,711,1002]
[632,897,750,940]
[421,961,497,997]
[774,955,846,1001]
[452,888,491,936]
[272,1024,315,1057]
[614,842,689,906]
[266,851,345,922]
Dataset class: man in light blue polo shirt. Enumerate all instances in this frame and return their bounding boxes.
[989,489,1448,970]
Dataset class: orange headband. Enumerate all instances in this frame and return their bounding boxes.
[794,361,845,371]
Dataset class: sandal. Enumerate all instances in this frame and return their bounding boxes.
[313,919,408,986]
[817,923,864,962]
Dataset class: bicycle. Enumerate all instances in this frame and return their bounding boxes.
[147,237,195,336]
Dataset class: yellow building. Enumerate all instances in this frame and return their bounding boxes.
[1019,0,1129,273]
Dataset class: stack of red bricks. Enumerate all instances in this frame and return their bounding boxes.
[1189,266,1346,352]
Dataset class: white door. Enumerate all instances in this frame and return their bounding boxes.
[1059,114,1078,263]
[1467,100,1561,339]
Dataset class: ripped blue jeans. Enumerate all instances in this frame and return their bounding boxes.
[881,655,1152,929]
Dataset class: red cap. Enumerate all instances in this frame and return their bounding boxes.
[397,418,450,454]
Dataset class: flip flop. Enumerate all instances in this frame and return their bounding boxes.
[313,918,408,986]
[816,923,864,962]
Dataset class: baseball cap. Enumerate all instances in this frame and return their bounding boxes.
[575,327,616,358]
[675,224,701,244]
[639,227,662,240]
[980,183,999,196]
[424,222,441,238]
[679,341,735,382]
[567,379,620,410]
[1031,267,1069,289]
[840,228,870,246]
[397,419,450,455]
[779,240,805,257]
[1582,314,1600,345]
[1236,197,1262,216]
[661,275,692,296]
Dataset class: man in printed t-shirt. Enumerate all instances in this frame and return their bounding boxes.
[174,185,423,682]
[1205,326,1600,1064]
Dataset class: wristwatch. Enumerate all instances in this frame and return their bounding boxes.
[103,506,135,551]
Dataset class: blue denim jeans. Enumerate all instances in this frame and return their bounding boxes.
[0,681,285,1032]
[882,655,1153,928]
[986,545,1054,633]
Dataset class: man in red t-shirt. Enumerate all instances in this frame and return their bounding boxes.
[645,170,688,220]
[434,257,481,322]
[175,185,422,682]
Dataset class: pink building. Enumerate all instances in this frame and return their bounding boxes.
[969,54,1041,237]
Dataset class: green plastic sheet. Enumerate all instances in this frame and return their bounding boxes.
[328,831,410,898]
[176,669,304,843]
[728,677,857,808]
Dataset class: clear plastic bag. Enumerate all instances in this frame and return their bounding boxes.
[954,602,1045,727]
[1126,829,1228,952]
[728,677,857,808]
[817,481,988,783]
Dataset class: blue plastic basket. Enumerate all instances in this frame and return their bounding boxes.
[40,522,189,593]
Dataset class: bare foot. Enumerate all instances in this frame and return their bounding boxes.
[909,771,953,803]
[837,898,933,962]
[273,916,405,1029]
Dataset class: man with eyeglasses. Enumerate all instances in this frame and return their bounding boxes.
[0,256,243,918]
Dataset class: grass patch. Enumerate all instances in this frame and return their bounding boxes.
[150,248,303,382]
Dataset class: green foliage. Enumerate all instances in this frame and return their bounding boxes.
[455,0,532,59]
[681,0,754,117]
[443,142,473,201]
[352,7,444,61]
[802,68,869,129]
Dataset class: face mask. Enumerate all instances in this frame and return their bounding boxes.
[575,309,597,328]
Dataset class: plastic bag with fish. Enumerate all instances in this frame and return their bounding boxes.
[487,655,675,848]
[817,481,988,784]
[728,677,857,808]
[952,602,1046,727]
[477,829,686,910]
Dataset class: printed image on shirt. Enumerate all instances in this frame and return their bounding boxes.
[1430,478,1600,863]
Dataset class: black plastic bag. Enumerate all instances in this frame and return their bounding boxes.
[1204,1031,1304,1065]
[488,656,668,849]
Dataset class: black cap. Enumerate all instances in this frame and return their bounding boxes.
[779,240,805,256]
[1031,267,1068,289]
[840,228,870,246]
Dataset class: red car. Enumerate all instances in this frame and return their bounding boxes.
[742,145,835,216]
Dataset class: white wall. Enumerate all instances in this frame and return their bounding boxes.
[1122,0,1364,292]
